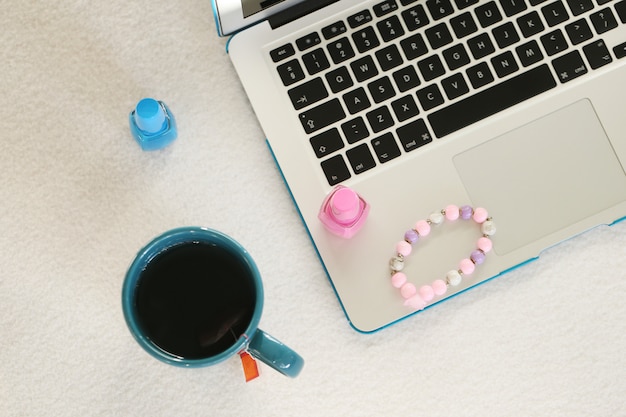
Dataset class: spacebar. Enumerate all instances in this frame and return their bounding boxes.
[428,64,557,138]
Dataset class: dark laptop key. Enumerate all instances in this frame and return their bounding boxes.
[565,0,594,17]
[396,119,432,152]
[352,27,381,53]
[326,66,354,93]
[590,8,619,34]
[299,98,346,134]
[540,29,569,56]
[391,95,420,122]
[491,51,520,78]
[368,76,397,103]
[476,2,503,28]
[351,55,379,82]
[565,19,593,45]
[344,87,372,114]
[346,143,377,175]
[541,1,570,27]
[517,11,545,38]
[327,38,356,64]
[375,44,404,71]
[454,0,479,9]
[428,64,557,137]
[552,50,588,83]
[425,23,454,49]
[377,16,405,42]
[582,40,612,69]
[322,21,347,40]
[348,10,373,28]
[302,48,330,75]
[270,44,295,62]
[310,128,344,158]
[499,0,528,17]
[371,132,402,163]
[400,33,429,60]
[416,84,445,110]
[614,42,626,59]
[277,59,305,86]
[392,65,421,92]
[426,0,454,20]
[441,72,470,100]
[516,40,544,66]
[341,117,370,144]
[373,0,399,17]
[288,78,329,110]
[366,106,395,132]
[450,12,479,38]
[321,154,351,185]
[617,2,626,23]
[401,4,430,31]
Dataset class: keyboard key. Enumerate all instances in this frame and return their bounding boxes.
[426,0,455,20]
[450,12,478,38]
[402,4,430,31]
[441,72,470,99]
[614,42,626,59]
[270,44,295,62]
[368,77,397,103]
[396,119,433,152]
[321,155,351,185]
[617,2,626,23]
[590,8,618,34]
[425,22,454,49]
[296,32,321,51]
[443,43,471,70]
[346,143,377,174]
[366,106,395,132]
[326,66,354,93]
[373,0,399,17]
[454,0,479,9]
[552,50,587,82]
[348,10,373,28]
[492,22,520,48]
[565,0,594,16]
[344,87,372,114]
[418,54,446,81]
[582,39,612,69]
[400,33,429,60]
[353,27,381,53]
[288,78,329,110]
[517,11,546,37]
[277,59,305,86]
[565,19,593,45]
[530,0,549,4]
[466,62,495,88]
[375,44,405,70]
[467,33,496,59]
[351,56,379,82]
[322,21,347,40]
[391,95,420,121]
[416,83,445,110]
[299,98,346,133]
[541,1,570,27]
[541,29,569,55]
[327,38,356,64]
[392,65,422,91]
[491,51,520,77]
[516,40,544,66]
[499,0,528,16]
[310,128,344,158]
[341,117,370,143]
[302,48,330,75]
[428,64,557,137]
[476,2,504,28]
[371,133,402,163]
[377,16,406,42]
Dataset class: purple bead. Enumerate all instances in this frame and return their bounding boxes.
[404,229,419,244]
[470,249,486,265]
[460,205,473,220]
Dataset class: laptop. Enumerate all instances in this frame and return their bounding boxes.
[212,0,626,332]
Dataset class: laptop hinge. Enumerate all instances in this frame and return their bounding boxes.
[269,0,341,29]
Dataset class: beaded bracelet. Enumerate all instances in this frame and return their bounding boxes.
[389,205,496,311]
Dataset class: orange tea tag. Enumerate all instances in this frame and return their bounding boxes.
[239,351,260,382]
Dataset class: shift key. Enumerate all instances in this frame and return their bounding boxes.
[299,98,346,133]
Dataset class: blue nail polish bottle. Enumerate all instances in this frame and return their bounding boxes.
[129,98,178,151]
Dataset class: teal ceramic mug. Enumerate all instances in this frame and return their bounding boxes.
[122,227,304,378]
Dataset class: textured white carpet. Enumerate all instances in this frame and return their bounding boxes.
[1,1,625,416]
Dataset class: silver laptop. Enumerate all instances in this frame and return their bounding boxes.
[212,0,626,332]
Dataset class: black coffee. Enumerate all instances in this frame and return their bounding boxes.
[134,242,256,359]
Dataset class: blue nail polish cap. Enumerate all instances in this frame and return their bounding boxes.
[129,98,178,151]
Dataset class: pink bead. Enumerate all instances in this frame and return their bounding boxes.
[400,283,417,299]
[419,285,434,302]
[473,207,488,223]
[396,241,412,257]
[404,294,426,310]
[414,220,430,236]
[477,237,493,253]
[432,279,447,296]
[391,272,407,288]
[445,205,459,221]
[459,258,475,275]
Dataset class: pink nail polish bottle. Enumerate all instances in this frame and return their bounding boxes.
[318,186,370,239]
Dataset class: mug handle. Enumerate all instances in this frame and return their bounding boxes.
[247,329,304,378]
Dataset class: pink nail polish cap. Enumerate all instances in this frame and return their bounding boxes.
[318,185,370,239]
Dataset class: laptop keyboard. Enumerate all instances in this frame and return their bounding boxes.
[270,0,626,186]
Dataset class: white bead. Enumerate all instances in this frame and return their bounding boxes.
[429,211,444,225]
[389,256,404,271]
[481,220,496,236]
[446,270,462,286]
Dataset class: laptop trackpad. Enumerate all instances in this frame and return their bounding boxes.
[454,99,626,254]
